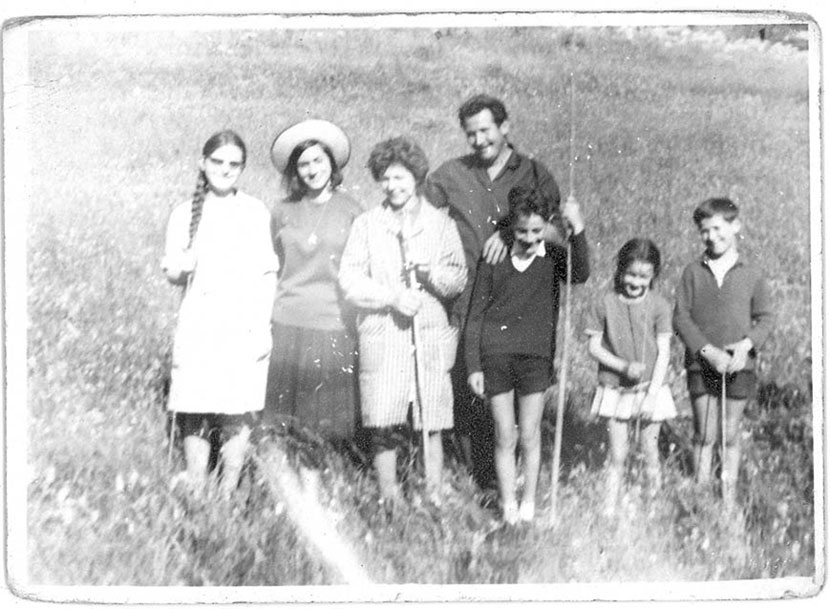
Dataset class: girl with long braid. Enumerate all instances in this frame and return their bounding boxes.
[161,130,279,496]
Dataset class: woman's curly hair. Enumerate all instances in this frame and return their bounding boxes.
[366,136,430,187]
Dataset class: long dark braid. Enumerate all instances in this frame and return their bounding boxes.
[188,170,209,248]
[187,130,248,248]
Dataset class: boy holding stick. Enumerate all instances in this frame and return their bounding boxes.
[673,198,774,508]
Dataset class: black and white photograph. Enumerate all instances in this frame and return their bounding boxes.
[2,1,824,605]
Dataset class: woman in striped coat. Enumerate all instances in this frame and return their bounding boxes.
[339,136,467,502]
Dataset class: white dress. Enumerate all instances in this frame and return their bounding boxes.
[163,191,279,415]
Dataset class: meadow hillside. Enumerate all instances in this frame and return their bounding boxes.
[18,23,815,594]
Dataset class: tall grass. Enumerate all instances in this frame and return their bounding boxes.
[17,23,815,594]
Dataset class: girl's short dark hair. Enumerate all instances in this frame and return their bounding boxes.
[283,139,343,201]
[693,197,739,226]
[613,238,662,292]
[458,94,509,127]
[367,136,430,186]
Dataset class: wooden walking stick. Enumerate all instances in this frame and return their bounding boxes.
[695,397,710,484]
[549,72,577,526]
[721,370,728,483]
[168,270,195,467]
[397,228,431,477]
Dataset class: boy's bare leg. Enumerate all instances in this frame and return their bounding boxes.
[517,392,545,520]
[722,398,747,508]
[692,395,718,484]
[490,391,518,522]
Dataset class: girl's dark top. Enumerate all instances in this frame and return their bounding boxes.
[465,231,590,373]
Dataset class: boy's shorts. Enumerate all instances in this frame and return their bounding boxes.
[687,369,756,400]
[177,411,260,442]
[482,354,551,397]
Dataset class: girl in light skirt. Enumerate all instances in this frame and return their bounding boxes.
[584,238,676,514]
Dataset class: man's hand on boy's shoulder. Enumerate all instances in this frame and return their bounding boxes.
[483,231,508,265]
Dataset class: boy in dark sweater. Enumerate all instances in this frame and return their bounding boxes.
[673,198,774,507]
[465,186,589,524]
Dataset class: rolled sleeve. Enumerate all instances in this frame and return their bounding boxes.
[425,172,451,211]
[426,217,467,299]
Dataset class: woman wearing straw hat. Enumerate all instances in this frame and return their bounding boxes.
[265,119,364,462]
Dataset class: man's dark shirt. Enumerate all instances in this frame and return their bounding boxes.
[426,147,562,324]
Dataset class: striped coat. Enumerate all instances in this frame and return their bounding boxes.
[339,199,467,430]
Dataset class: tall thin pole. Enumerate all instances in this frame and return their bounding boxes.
[397,229,430,476]
[168,271,194,467]
[410,268,431,477]
[549,72,576,526]
[568,71,576,199]
[721,371,728,486]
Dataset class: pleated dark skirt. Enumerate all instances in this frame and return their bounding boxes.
[263,322,359,441]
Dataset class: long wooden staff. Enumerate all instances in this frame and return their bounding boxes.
[397,227,430,475]
[721,370,728,483]
[168,266,194,467]
[549,71,576,526]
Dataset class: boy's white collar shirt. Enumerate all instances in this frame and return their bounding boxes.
[704,249,739,287]
[511,241,546,272]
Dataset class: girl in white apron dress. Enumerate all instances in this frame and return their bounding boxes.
[162,130,278,497]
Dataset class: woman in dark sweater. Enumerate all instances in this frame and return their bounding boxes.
[465,185,589,524]
[265,120,364,468]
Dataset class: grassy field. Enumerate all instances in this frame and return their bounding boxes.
[15,20,816,596]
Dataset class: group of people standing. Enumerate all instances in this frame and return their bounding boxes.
[162,93,772,523]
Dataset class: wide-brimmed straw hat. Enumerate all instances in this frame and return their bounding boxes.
[270,119,351,174]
